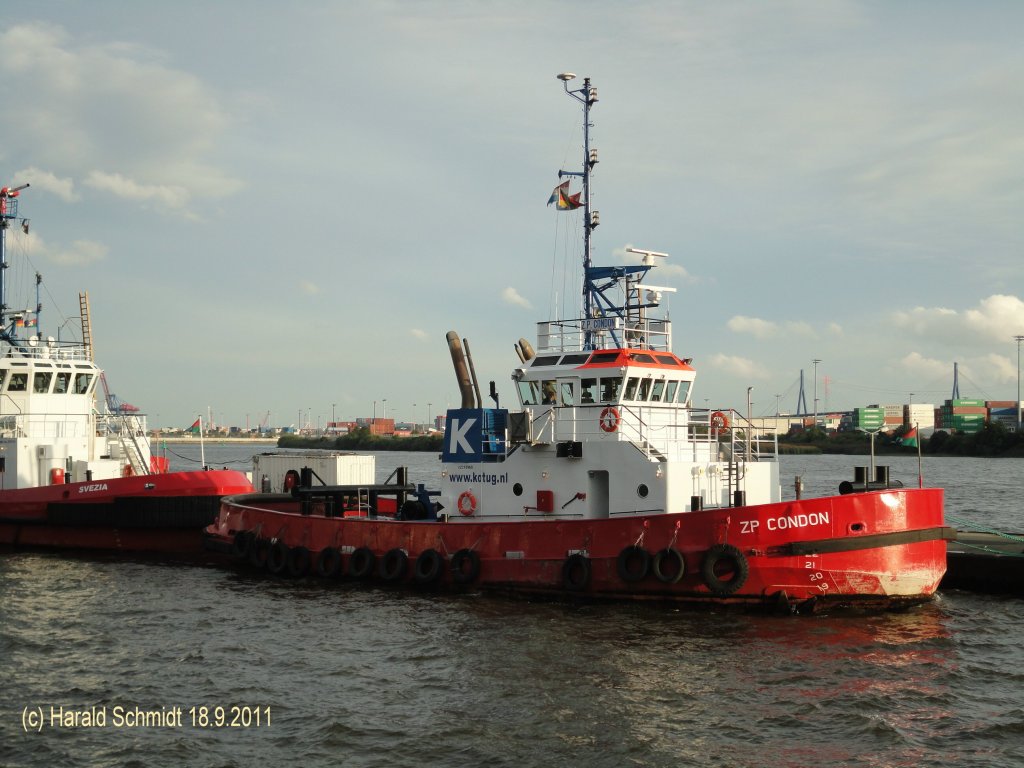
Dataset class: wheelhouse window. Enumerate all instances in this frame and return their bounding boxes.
[651,379,666,402]
[665,381,679,403]
[541,380,556,404]
[517,379,541,405]
[559,381,574,406]
[601,377,621,402]
[677,381,692,404]
[54,372,71,394]
[581,378,598,404]
[637,377,652,401]
[623,377,639,401]
[34,372,53,393]
[7,373,28,392]
[73,373,93,395]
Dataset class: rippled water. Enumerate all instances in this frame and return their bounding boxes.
[2,446,1023,767]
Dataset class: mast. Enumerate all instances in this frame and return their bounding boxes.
[557,73,599,348]
[0,182,30,345]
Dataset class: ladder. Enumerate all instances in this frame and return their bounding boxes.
[79,292,94,360]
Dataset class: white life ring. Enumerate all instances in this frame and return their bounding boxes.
[599,406,620,433]
[457,490,477,516]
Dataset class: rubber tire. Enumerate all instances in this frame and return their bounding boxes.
[652,547,686,584]
[378,548,408,581]
[348,547,376,579]
[267,540,290,575]
[562,553,591,591]
[248,537,270,569]
[450,549,481,584]
[616,545,651,583]
[414,549,444,584]
[232,531,252,560]
[287,545,311,578]
[700,544,749,595]
[315,547,342,578]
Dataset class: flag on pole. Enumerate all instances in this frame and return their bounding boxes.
[898,427,918,448]
[186,418,201,434]
[546,181,583,210]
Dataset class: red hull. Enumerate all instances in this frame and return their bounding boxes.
[206,487,951,612]
[0,470,254,556]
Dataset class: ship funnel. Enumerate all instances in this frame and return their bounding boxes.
[446,331,477,408]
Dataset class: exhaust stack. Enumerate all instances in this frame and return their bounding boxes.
[446,331,477,408]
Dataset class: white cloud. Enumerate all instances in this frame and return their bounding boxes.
[410,328,428,340]
[708,353,770,380]
[502,286,532,309]
[727,315,777,339]
[0,22,241,211]
[964,295,1024,339]
[11,167,78,202]
[48,239,108,266]
[299,280,319,295]
[85,171,189,209]
[892,295,1024,345]
[899,351,948,380]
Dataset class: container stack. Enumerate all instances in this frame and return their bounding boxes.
[936,399,987,434]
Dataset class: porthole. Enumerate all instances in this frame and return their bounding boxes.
[637,484,649,498]
[512,483,523,496]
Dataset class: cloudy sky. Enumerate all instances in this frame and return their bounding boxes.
[1,1,1022,428]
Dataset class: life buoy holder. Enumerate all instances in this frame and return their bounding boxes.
[457,490,477,516]
[122,464,134,477]
[710,411,730,436]
[700,543,749,595]
[283,469,300,493]
[599,406,620,433]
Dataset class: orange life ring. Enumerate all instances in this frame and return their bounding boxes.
[599,406,620,433]
[457,490,477,516]
[710,410,730,435]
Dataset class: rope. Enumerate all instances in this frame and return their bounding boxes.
[954,540,1024,558]
[946,513,1024,543]
[157,444,250,467]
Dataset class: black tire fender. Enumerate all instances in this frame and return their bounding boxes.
[701,543,749,595]
[616,545,651,583]
[414,549,444,583]
[652,547,686,584]
[450,549,481,584]
[287,545,311,578]
[348,546,376,579]
[267,540,290,575]
[248,537,271,568]
[315,547,342,578]
[378,548,408,581]
[562,553,591,591]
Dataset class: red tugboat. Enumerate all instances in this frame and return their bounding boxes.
[0,183,252,556]
[205,75,951,611]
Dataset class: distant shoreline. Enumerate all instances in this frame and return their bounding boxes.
[153,437,279,445]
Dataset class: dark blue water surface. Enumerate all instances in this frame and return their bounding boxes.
[2,447,1022,767]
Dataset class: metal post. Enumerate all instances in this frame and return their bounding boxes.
[812,359,821,426]
[1015,335,1024,432]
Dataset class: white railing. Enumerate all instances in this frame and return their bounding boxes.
[536,318,672,353]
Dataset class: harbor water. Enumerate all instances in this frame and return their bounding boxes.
[2,446,1023,767]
